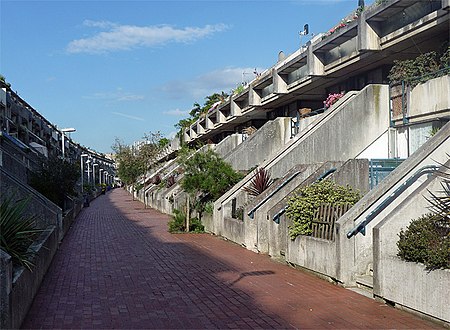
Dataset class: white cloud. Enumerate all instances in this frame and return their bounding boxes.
[111,112,145,121]
[67,20,228,54]
[161,66,265,100]
[83,88,144,102]
[163,108,189,116]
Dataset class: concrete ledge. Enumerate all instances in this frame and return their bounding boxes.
[6,227,59,329]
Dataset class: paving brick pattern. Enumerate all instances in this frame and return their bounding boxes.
[22,189,441,329]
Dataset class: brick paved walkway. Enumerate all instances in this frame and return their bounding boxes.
[22,189,441,329]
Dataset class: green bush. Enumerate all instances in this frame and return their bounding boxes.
[168,209,204,233]
[29,156,80,210]
[397,214,449,270]
[181,149,244,201]
[204,201,214,215]
[189,217,205,233]
[168,209,186,232]
[286,180,360,239]
[0,197,42,270]
[388,45,450,88]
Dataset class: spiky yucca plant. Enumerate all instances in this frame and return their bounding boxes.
[151,174,162,185]
[0,197,42,270]
[243,167,273,196]
[166,175,176,188]
[427,180,450,222]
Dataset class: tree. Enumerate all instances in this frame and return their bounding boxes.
[112,138,142,186]
[112,132,167,203]
[181,148,243,204]
[174,91,229,139]
[29,156,80,210]
[0,74,11,87]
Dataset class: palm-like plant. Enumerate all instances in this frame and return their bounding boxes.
[427,180,450,220]
[0,197,42,270]
[151,174,162,185]
[243,167,273,196]
[166,175,176,188]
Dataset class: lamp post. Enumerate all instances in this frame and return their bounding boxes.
[80,154,88,193]
[86,158,92,185]
[93,163,98,187]
[61,128,76,159]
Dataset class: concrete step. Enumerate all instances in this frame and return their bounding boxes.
[349,274,374,299]
[355,274,374,290]
[347,286,374,299]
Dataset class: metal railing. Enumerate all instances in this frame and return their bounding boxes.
[347,164,438,238]
[271,167,337,224]
[369,158,405,189]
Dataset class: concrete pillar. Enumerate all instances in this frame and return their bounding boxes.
[205,116,215,130]
[273,68,288,94]
[183,130,191,143]
[0,250,12,330]
[357,13,381,52]
[189,127,197,139]
[248,86,261,107]
[217,110,226,124]
[230,99,242,117]
[307,46,324,76]
[196,122,205,134]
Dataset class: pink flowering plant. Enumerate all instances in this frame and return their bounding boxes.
[323,92,345,108]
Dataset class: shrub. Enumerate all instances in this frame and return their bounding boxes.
[0,197,42,270]
[189,217,205,233]
[397,214,449,270]
[166,175,176,188]
[29,156,80,210]
[168,209,186,233]
[181,149,244,201]
[243,167,273,196]
[286,180,360,239]
[388,46,449,88]
[134,183,144,193]
[151,174,162,185]
[167,209,204,233]
[204,201,214,215]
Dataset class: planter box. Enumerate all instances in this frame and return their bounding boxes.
[374,256,450,323]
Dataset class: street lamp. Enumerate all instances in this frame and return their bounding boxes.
[93,163,98,186]
[61,128,76,159]
[80,154,89,193]
[86,157,92,185]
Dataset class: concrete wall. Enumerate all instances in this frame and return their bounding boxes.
[373,161,450,323]
[9,228,59,329]
[0,169,93,328]
[0,168,61,232]
[283,160,369,280]
[270,85,388,177]
[336,121,450,285]
[409,75,450,120]
[245,163,327,254]
[215,85,388,250]
[224,117,292,172]
[214,134,244,159]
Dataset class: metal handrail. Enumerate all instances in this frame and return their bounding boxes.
[346,164,438,238]
[271,167,337,224]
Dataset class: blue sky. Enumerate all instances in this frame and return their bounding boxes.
[1,0,370,153]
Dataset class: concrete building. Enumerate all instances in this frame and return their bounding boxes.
[145,0,450,324]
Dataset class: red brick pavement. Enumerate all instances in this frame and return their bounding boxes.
[22,189,442,329]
